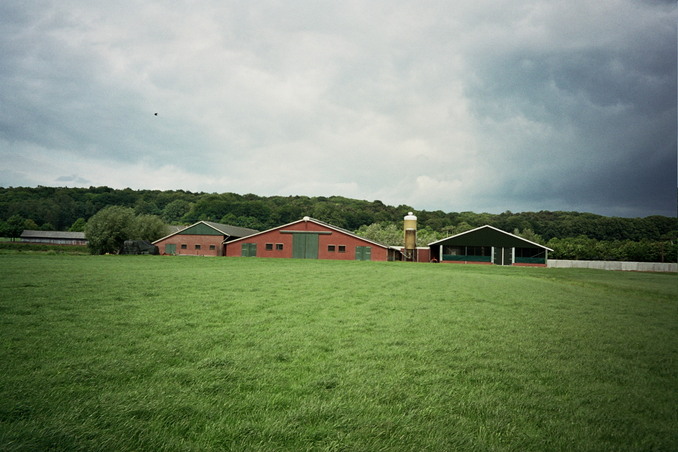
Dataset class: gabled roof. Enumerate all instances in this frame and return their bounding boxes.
[225,217,390,249]
[428,224,553,251]
[20,230,86,240]
[152,221,259,244]
[201,221,260,238]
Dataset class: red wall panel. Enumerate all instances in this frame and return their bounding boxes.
[156,235,224,256]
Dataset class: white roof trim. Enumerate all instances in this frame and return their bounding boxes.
[427,224,553,251]
[152,221,204,244]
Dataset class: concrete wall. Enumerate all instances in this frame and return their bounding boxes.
[548,260,677,272]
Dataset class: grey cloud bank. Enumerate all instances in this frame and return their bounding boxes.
[1,0,675,217]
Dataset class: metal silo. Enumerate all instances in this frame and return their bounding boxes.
[404,212,417,261]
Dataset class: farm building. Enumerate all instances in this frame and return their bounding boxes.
[20,230,87,246]
[428,225,552,266]
[388,246,431,262]
[224,217,391,261]
[153,221,259,256]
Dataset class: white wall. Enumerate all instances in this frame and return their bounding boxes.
[548,260,677,272]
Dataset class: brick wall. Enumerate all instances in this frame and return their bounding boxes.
[156,234,224,256]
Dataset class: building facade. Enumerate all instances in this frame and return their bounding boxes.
[428,225,552,266]
[20,230,87,246]
[224,217,389,261]
[153,221,259,257]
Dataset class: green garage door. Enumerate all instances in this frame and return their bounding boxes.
[355,246,372,261]
[293,233,319,259]
[241,243,257,257]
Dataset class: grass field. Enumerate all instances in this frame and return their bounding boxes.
[0,242,89,255]
[1,255,676,451]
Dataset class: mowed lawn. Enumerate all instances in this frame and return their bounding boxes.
[0,255,676,451]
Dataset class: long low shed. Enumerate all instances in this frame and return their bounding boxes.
[428,225,552,266]
[20,230,87,246]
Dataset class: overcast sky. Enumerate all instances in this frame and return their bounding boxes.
[1,1,676,217]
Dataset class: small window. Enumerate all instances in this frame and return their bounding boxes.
[338,245,346,253]
[181,244,187,249]
[328,245,336,252]
[209,245,216,250]
[276,243,284,250]
[195,244,201,250]
[265,243,273,251]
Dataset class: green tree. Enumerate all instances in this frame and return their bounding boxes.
[514,228,545,245]
[85,206,137,254]
[134,215,168,242]
[6,215,25,241]
[446,222,475,236]
[69,218,87,232]
[417,227,443,247]
[355,223,402,246]
[134,199,161,216]
[162,199,191,223]
[23,219,39,230]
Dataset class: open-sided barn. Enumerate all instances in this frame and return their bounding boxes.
[429,225,552,266]
[153,221,259,256]
[224,217,390,261]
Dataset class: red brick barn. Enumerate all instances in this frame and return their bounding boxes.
[153,221,259,257]
[224,217,389,261]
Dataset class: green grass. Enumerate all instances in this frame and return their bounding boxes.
[0,242,89,255]
[0,255,676,451]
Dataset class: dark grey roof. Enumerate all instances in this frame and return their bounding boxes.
[20,230,86,240]
[201,221,259,238]
[152,221,259,244]
[428,225,552,251]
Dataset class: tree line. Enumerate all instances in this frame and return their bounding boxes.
[0,186,676,261]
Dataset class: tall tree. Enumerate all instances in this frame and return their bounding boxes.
[85,206,137,254]
[6,215,24,241]
[134,215,168,242]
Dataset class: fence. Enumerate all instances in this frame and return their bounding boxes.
[548,259,677,273]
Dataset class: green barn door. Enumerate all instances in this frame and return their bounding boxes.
[504,247,513,265]
[165,244,176,255]
[493,247,513,265]
[241,243,257,257]
[355,246,372,261]
[292,233,319,259]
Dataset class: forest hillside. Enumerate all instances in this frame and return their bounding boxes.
[1,186,676,262]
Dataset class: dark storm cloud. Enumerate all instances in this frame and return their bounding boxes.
[461,1,676,217]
